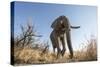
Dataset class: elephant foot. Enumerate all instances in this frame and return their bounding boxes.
[69,54,73,59]
[61,49,66,56]
[56,50,62,59]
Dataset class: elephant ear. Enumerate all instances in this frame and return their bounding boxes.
[51,17,60,29]
[51,20,57,29]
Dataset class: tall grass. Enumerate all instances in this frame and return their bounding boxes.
[14,38,97,65]
[73,38,97,61]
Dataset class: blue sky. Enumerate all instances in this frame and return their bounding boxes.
[13,1,97,51]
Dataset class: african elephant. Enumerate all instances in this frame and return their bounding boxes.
[50,15,80,58]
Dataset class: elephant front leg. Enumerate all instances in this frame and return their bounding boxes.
[66,31,73,59]
[50,31,56,53]
[56,36,62,58]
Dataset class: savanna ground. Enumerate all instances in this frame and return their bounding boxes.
[12,24,97,65]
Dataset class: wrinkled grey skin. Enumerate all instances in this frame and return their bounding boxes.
[50,15,80,58]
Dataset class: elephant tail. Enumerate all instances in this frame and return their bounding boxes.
[70,26,80,29]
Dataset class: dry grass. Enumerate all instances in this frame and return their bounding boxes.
[14,47,69,65]
[73,38,97,61]
[14,38,97,65]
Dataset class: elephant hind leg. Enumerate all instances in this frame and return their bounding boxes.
[61,49,66,56]
[52,45,56,53]
[57,47,61,58]
[60,36,66,56]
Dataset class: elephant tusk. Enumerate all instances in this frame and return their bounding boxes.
[70,26,80,29]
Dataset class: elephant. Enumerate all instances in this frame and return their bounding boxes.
[50,15,80,58]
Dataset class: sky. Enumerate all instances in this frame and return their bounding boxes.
[13,1,97,51]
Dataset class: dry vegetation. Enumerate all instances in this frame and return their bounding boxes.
[12,23,97,65]
[73,38,97,61]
